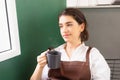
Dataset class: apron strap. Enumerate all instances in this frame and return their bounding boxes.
[86,47,92,63]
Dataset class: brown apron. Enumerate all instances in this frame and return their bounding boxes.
[48,47,92,80]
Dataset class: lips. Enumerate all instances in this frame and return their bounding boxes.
[63,34,71,37]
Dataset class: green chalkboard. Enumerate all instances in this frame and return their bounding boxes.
[0,0,65,80]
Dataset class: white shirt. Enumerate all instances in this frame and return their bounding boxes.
[41,43,110,80]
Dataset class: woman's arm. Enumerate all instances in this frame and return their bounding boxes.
[90,48,110,80]
[30,50,48,80]
[30,64,44,80]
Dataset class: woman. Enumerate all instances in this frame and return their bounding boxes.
[30,8,110,80]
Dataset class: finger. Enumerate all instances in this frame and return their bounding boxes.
[38,59,47,64]
[38,59,47,67]
[37,50,48,60]
[40,50,49,56]
[37,56,46,63]
[37,55,44,60]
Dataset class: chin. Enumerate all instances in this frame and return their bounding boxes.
[63,38,70,42]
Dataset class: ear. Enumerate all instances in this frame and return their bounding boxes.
[79,23,85,32]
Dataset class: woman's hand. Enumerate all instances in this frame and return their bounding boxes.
[30,50,49,80]
[37,50,48,68]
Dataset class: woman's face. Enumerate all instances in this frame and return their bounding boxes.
[59,15,84,43]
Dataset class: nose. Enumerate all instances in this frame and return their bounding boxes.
[61,26,68,33]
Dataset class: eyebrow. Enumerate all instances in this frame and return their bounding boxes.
[59,21,73,25]
[66,22,72,24]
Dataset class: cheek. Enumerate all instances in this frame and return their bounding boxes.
[74,28,81,37]
[75,31,80,38]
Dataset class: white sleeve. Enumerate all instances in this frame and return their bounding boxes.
[41,65,49,80]
[90,48,111,80]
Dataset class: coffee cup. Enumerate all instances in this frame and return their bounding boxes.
[46,49,61,69]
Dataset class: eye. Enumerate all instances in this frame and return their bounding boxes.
[66,23,73,27]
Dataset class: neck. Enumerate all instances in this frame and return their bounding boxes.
[66,41,82,50]
[64,41,82,59]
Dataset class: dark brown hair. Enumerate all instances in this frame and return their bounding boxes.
[59,8,89,42]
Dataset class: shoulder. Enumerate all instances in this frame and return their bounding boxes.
[89,47,105,61]
[89,47,108,66]
[90,47,104,58]
[90,47,101,55]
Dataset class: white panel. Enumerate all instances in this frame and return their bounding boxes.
[66,0,120,8]
[0,0,20,62]
[0,0,11,52]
